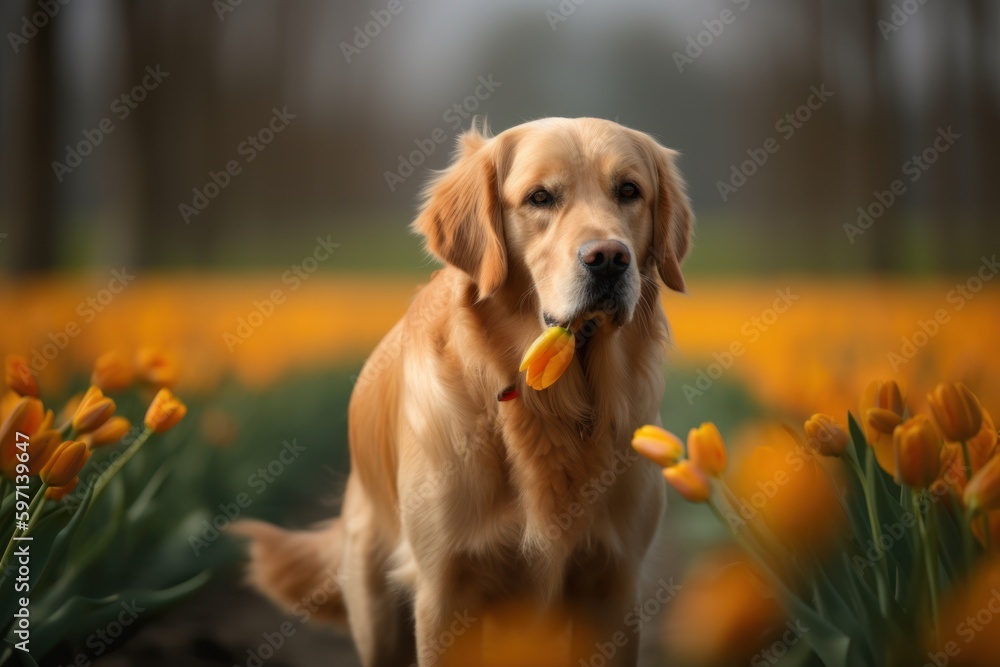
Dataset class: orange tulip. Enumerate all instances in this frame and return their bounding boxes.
[893,415,942,489]
[688,422,727,477]
[729,433,843,551]
[860,379,906,418]
[144,388,187,433]
[803,414,850,457]
[631,425,684,468]
[136,347,178,388]
[5,354,38,397]
[26,429,62,476]
[666,553,783,665]
[45,477,79,501]
[663,460,712,503]
[866,408,904,475]
[858,380,906,462]
[519,327,575,390]
[936,409,997,496]
[83,416,131,449]
[39,441,90,488]
[57,392,84,432]
[965,455,1000,514]
[0,396,45,479]
[928,382,984,444]
[72,387,116,434]
[91,351,135,392]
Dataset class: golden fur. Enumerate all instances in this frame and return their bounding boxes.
[236,117,693,666]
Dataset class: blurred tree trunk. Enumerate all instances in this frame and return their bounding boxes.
[13,2,58,274]
[860,0,898,274]
[969,0,999,246]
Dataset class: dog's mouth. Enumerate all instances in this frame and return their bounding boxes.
[543,298,630,332]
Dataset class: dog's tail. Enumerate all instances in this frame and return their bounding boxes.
[232,518,347,623]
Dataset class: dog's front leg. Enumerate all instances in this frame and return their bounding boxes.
[412,580,482,667]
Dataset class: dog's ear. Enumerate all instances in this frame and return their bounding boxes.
[649,144,693,294]
[413,127,507,301]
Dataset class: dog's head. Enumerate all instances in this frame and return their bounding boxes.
[414,117,692,328]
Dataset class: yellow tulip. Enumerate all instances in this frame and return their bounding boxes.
[39,441,90,488]
[45,477,78,501]
[893,415,942,489]
[927,382,984,444]
[72,386,116,434]
[866,408,904,475]
[688,422,727,477]
[144,388,187,433]
[136,347,178,388]
[631,425,684,468]
[84,416,132,449]
[803,413,849,457]
[663,460,711,503]
[519,327,575,390]
[965,454,1000,513]
[5,354,38,397]
[91,351,135,392]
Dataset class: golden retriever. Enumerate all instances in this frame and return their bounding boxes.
[236,117,693,666]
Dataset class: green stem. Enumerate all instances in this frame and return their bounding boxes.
[847,453,892,617]
[0,478,10,501]
[963,507,978,571]
[914,489,940,643]
[960,440,973,480]
[0,483,48,574]
[90,426,153,503]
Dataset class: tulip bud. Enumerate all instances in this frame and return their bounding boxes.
[45,477,79,501]
[0,396,45,479]
[860,379,906,418]
[40,441,90,488]
[5,354,38,397]
[927,383,984,444]
[663,460,712,503]
[72,387,116,434]
[865,408,903,475]
[860,381,906,468]
[144,388,187,433]
[965,455,1000,514]
[804,414,850,457]
[632,425,684,468]
[519,327,575,390]
[84,416,131,449]
[91,351,135,392]
[136,347,178,388]
[688,422,727,477]
[894,415,942,489]
[26,429,62,476]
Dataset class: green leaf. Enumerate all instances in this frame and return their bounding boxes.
[125,461,174,523]
[0,639,39,666]
[24,570,211,657]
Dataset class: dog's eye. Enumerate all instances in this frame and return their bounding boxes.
[527,189,555,207]
[617,182,640,201]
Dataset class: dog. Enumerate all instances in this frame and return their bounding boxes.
[236,117,693,666]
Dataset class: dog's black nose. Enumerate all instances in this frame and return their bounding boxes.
[578,240,631,279]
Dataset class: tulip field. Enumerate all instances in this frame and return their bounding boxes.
[1,273,999,665]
